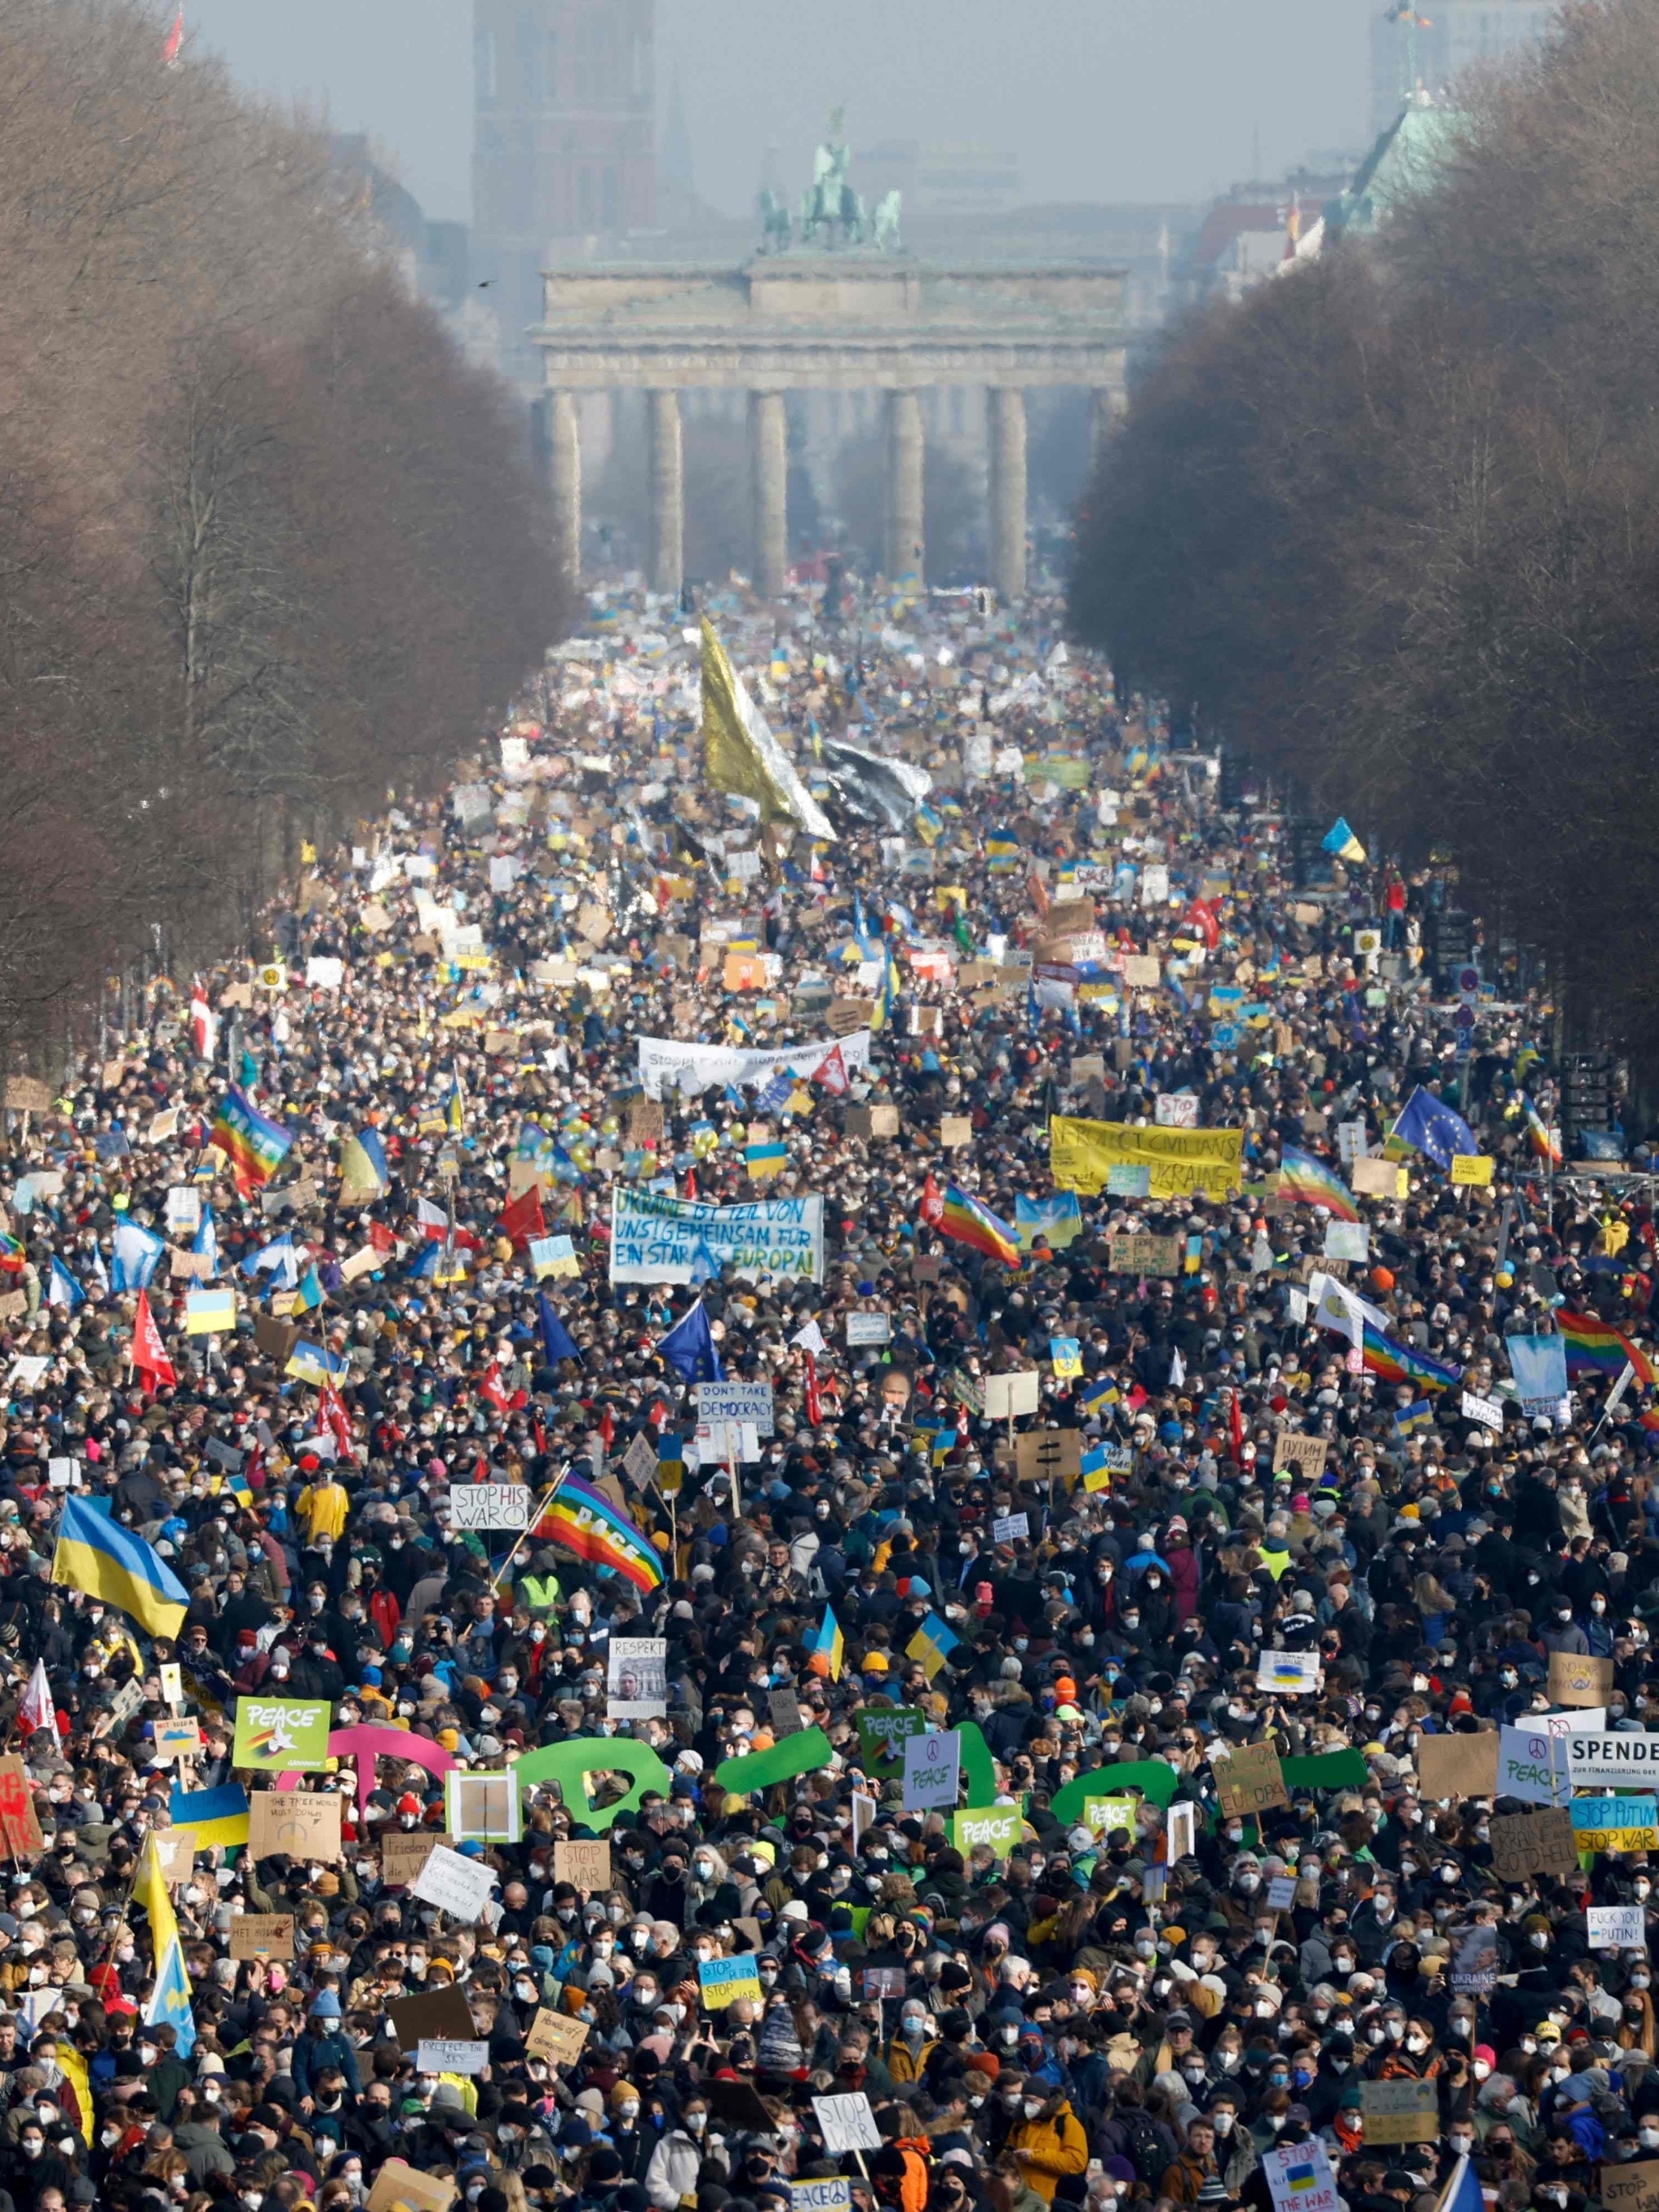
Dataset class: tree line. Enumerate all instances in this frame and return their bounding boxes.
[1068,0,1659,1067]
[0,0,569,1065]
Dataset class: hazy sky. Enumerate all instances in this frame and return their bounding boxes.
[183,0,1378,225]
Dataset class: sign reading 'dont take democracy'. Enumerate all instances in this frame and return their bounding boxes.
[609,1188,824,1284]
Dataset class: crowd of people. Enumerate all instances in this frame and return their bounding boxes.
[0,575,1645,2212]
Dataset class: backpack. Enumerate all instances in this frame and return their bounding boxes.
[1120,2111,1168,2189]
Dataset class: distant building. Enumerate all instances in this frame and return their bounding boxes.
[855,141,1023,228]
[1370,0,1550,139]
[1172,160,1360,306]
[472,0,657,382]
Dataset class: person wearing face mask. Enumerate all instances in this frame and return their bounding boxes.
[643,2102,710,2211]
[605,2080,655,2184]
[1004,2087,1089,2205]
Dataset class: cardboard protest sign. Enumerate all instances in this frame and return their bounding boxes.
[379,1831,450,1885]
[1215,1741,1290,1818]
[388,1984,477,2052]
[1359,2080,1439,2144]
[1486,1808,1579,1881]
[1602,2163,1659,2212]
[526,2008,591,2066]
[1272,1433,1329,1479]
[228,1914,294,1960]
[247,1790,343,1861]
[410,1843,497,1923]
[1014,1429,1082,1484]
[366,2167,457,2212]
[553,1840,612,1890]
[1548,1651,1614,1708]
[1416,1731,1497,1801]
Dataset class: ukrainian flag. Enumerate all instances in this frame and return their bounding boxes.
[52,1496,188,1639]
[139,1832,195,2056]
[1321,818,1367,865]
[168,1782,250,1850]
[1081,1378,1120,1419]
[905,1611,961,1682]
[287,1339,348,1387]
[1393,1400,1435,1437]
[807,1606,844,1681]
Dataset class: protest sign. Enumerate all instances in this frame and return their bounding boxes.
[607,1638,667,1719]
[1416,1731,1497,1801]
[228,1915,294,1961]
[416,2039,488,2075]
[232,1697,331,1773]
[1486,1808,1579,1880]
[1262,2141,1339,2212]
[444,1771,521,1845]
[696,1381,775,1436]
[983,1371,1040,1420]
[1590,1904,1648,1949]
[1498,1725,1570,1804]
[1461,1388,1505,1430]
[637,1032,870,1100]
[388,1986,477,2052]
[1107,1233,1183,1276]
[1051,1117,1243,1199]
[1568,1732,1659,1789]
[410,1844,497,1924]
[0,1758,44,1856]
[1604,2168,1659,2212]
[791,2184,853,2212]
[952,1806,1023,1859]
[1571,1798,1659,1852]
[1272,1433,1329,1479]
[698,1954,763,2009]
[1215,1741,1289,1817]
[812,2095,882,2154]
[380,1831,449,1885]
[1013,1429,1082,1484]
[553,1840,612,1890]
[610,1188,823,1283]
[1359,2081,1439,2145]
[902,1730,962,1813]
[1548,1651,1613,1707]
[858,1709,923,1768]
[365,2164,456,2212]
[248,1791,343,1861]
[447,1483,531,1531]
[525,2008,591,2065]
[1256,1650,1320,1695]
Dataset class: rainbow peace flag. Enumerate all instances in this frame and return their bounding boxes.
[0,1235,24,1277]
[936,1184,1020,1268]
[539,1471,663,1593]
[807,1606,844,1680]
[1363,1323,1461,1394]
[210,1088,292,1189]
[1556,1310,1657,1388]
[1277,1145,1360,1222]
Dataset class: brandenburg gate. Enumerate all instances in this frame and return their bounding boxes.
[530,254,1129,602]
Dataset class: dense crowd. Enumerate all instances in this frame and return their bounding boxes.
[0,575,1645,2212]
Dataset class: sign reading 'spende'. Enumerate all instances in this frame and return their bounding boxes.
[1567,1732,1659,1789]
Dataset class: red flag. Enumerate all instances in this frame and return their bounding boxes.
[320,1381,353,1459]
[190,983,216,1062]
[131,1292,176,1390]
[804,1352,822,1427]
[1229,1386,1245,1466]
[162,5,183,65]
[1029,868,1051,922]
[17,1660,59,1744]
[812,1044,850,1095]
[919,1174,945,1228]
[497,1185,545,1252]
[479,1364,510,1412]
[1183,900,1220,950]
[599,1407,616,1449]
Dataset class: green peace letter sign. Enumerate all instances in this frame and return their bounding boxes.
[514,1737,675,1833]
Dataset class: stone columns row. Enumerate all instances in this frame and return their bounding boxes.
[539,382,1123,604]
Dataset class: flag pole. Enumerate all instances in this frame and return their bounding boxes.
[494,1466,569,1595]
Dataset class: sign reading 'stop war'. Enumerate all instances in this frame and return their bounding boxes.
[609,1188,823,1284]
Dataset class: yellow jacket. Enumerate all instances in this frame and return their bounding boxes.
[1008,2101,1090,2205]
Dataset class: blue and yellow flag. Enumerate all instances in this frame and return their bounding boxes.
[139,1833,195,2056]
[168,1782,249,1850]
[807,1606,844,1681]
[51,1496,187,1640]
